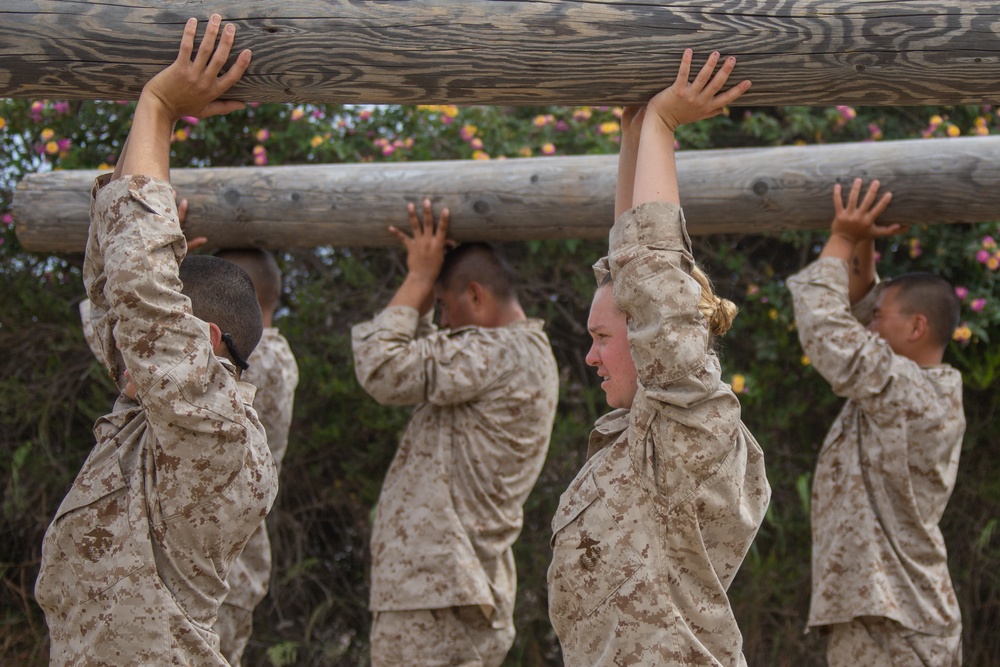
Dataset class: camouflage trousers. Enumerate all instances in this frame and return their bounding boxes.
[370,607,515,667]
[827,616,962,667]
[214,602,254,667]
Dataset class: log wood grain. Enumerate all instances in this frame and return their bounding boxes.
[14,136,1000,253]
[2,1,1000,106]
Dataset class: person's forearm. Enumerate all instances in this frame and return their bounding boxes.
[632,114,680,207]
[818,232,855,265]
[615,131,641,219]
[848,238,876,304]
[387,274,435,315]
[117,95,175,182]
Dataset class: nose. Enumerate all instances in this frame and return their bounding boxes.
[585,341,600,367]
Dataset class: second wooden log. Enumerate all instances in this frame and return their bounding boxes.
[14,136,1000,254]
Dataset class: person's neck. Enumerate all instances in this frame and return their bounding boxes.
[493,301,526,327]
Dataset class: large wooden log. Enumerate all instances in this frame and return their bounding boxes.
[14,136,1000,253]
[3,1,1000,106]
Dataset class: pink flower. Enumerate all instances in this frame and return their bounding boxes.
[977,249,991,263]
[312,110,324,119]
[909,238,923,259]
[253,152,267,166]
[57,138,71,151]
[971,298,987,312]
[247,102,261,108]
[955,286,969,300]
[53,101,70,115]
[541,142,556,155]
[836,105,857,121]
[255,129,270,142]
[181,116,199,125]
[382,144,395,156]
[470,138,483,150]
[2,213,13,226]
[555,120,569,132]
[983,235,997,249]
[358,109,372,122]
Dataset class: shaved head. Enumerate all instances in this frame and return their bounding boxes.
[215,248,282,316]
[883,273,960,349]
[437,242,518,302]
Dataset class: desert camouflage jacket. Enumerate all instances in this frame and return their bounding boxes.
[352,306,559,626]
[548,201,770,666]
[220,327,299,614]
[36,175,277,666]
[788,258,964,635]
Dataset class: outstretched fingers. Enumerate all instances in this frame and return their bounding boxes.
[193,15,222,68]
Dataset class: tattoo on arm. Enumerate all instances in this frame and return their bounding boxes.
[851,255,861,276]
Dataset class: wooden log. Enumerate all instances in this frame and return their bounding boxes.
[3,1,1000,106]
[14,136,1000,254]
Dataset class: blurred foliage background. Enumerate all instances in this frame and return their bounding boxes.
[1,95,999,666]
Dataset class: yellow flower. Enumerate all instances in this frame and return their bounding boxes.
[290,107,305,121]
[441,105,459,118]
[946,124,961,137]
[97,162,111,171]
[310,135,324,148]
[0,117,7,130]
[801,355,811,366]
[953,325,972,343]
[768,308,779,320]
[45,140,59,154]
[929,115,943,126]
[517,147,532,158]
[599,121,620,135]
[533,114,549,127]
[41,128,55,141]
[173,128,188,142]
[730,374,745,394]
[541,142,556,155]
[472,150,490,161]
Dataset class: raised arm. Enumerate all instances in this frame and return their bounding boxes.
[614,106,644,220]
[386,199,450,316]
[117,15,250,181]
[633,50,750,208]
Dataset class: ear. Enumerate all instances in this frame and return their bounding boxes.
[909,313,929,342]
[208,321,224,354]
[467,281,486,307]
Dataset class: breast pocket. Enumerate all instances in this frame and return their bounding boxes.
[36,448,147,619]
[549,472,644,623]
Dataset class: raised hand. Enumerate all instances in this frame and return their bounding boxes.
[143,15,251,122]
[647,49,751,132]
[830,178,902,244]
[389,199,451,284]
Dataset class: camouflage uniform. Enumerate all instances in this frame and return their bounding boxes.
[215,328,299,666]
[788,257,965,666]
[352,305,559,666]
[548,201,770,667]
[36,175,278,666]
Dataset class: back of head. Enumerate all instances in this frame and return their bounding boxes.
[214,248,282,316]
[884,272,960,349]
[438,242,518,302]
[179,255,264,366]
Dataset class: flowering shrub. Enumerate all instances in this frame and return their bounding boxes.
[2,97,999,666]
